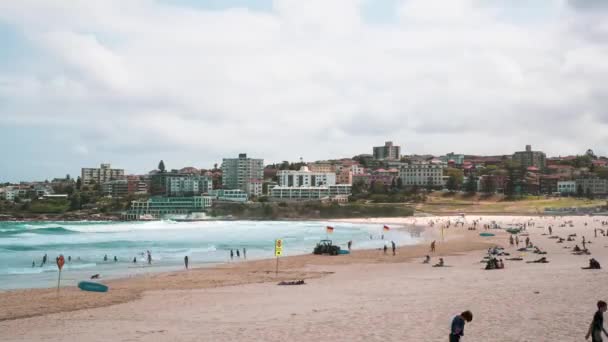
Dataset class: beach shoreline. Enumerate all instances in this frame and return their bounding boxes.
[0,219,494,322]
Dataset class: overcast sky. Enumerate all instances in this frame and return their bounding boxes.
[1,0,607,182]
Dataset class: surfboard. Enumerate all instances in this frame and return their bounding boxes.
[78,281,109,292]
[479,233,495,237]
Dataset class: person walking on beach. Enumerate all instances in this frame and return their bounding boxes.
[549,226,553,236]
[383,243,388,255]
[236,249,240,258]
[243,248,246,260]
[230,249,234,260]
[509,235,514,246]
[586,300,608,341]
[515,235,520,247]
[525,237,530,248]
[430,240,436,253]
[391,241,396,256]
[450,310,473,342]
[184,256,189,269]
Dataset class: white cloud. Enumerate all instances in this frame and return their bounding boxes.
[1,0,608,177]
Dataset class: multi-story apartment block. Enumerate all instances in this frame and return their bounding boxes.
[246,179,263,197]
[512,145,546,169]
[557,181,576,195]
[399,162,446,187]
[307,163,336,173]
[221,153,264,195]
[270,184,351,201]
[373,141,401,161]
[166,175,212,197]
[336,168,353,185]
[81,163,124,185]
[350,164,365,175]
[440,153,465,165]
[277,167,336,187]
[576,178,608,196]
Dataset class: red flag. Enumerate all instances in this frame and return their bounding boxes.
[383,225,390,231]
[326,226,334,234]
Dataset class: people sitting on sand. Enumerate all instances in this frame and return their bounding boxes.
[573,245,582,252]
[423,255,430,264]
[527,257,549,263]
[582,258,601,270]
[432,258,445,267]
[485,258,501,270]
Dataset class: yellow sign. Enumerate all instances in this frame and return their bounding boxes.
[275,239,283,256]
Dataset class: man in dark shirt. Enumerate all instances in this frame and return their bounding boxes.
[587,301,608,342]
[450,310,473,342]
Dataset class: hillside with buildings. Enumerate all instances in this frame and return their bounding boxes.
[1,143,608,220]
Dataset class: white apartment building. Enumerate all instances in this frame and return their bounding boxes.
[277,166,336,187]
[557,181,576,194]
[576,178,608,195]
[246,179,263,197]
[351,164,365,175]
[270,184,352,201]
[399,162,446,187]
[81,163,124,185]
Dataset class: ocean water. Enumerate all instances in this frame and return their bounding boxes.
[0,220,420,290]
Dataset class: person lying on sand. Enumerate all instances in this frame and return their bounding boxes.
[432,258,445,267]
[582,258,601,270]
[573,249,591,256]
[568,237,575,242]
[527,257,549,263]
[557,238,565,243]
[533,247,547,255]
[423,255,431,264]
[278,280,305,286]
[506,257,523,261]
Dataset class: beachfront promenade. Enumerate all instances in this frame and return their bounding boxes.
[2,215,607,341]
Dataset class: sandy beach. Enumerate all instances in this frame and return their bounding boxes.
[2,215,608,341]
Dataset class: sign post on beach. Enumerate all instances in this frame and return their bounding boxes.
[275,239,283,276]
[56,254,65,295]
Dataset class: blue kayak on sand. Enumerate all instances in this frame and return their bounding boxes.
[78,281,109,292]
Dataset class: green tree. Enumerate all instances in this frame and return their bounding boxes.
[586,187,594,199]
[465,175,477,194]
[372,181,385,194]
[480,176,496,194]
[76,177,82,190]
[158,160,166,172]
[577,184,584,198]
[396,177,403,190]
[390,178,397,190]
[445,168,464,190]
[446,175,457,191]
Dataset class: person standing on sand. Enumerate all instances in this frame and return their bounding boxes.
[549,226,553,235]
[243,248,246,259]
[230,249,234,260]
[430,240,436,253]
[450,310,473,342]
[509,235,514,246]
[348,240,352,251]
[391,241,396,256]
[383,243,388,255]
[184,256,189,269]
[236,249,240,258]
[587,300,608,341]
[515,235,520,247]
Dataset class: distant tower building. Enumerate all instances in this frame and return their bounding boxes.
[373,141,401,161]
[221,153,264,195]
[512,145,546,169]
[81,163,124,185]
